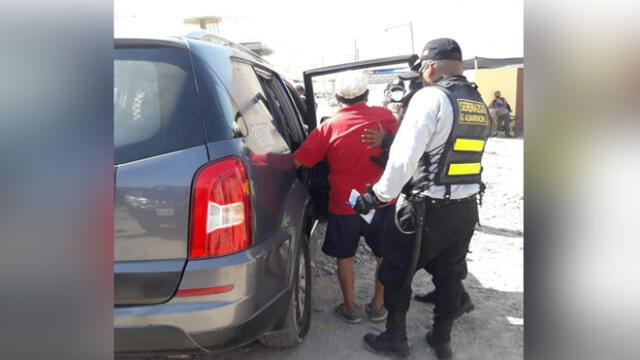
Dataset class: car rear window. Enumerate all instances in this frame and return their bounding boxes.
[114,47,203,164]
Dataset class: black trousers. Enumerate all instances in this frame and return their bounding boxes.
[377,198,478,343]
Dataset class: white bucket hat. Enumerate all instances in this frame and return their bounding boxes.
[335,70,368,99]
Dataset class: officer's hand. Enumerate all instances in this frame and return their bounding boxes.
[369,150,389,168]
[354,185,381,214]
[361,123,386,149]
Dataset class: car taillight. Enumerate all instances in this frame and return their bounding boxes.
[189,157,252,258]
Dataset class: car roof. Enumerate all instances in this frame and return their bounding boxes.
[115,33,268,65]
[114,37,189,49]
[114,34,295,87]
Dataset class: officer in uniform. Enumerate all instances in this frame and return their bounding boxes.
[355,38,492,359]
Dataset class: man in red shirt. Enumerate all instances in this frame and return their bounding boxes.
[295,70,399,324]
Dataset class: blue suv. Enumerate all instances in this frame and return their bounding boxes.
[114,31,314,357]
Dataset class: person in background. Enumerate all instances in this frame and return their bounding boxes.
[382,79,406,118]
[295,84,305,97]
[362,71,423,167]
[294,70,399,324]
[398,68,425,120]
[489,90,511,137]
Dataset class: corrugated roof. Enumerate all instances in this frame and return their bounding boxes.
[463,57,523,70]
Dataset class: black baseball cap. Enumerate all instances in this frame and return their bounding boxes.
[420,38,462,61]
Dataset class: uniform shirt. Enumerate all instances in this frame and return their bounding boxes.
[373,87,480,202]
[295,103,399,215]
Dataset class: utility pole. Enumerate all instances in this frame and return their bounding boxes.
[354,39,359,61]
[409,22,415,54]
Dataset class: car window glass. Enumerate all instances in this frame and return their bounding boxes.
[231,62,289,154]
[256,75,294,149]
[285,84,307,122]
[264,76,306,148]
[191,58,241,140]
[211,81,243,137]
[114,47,203,164]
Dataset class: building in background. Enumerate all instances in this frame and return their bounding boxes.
[463,57,524,135]
[240,42,273,56]
[183,16,221,34]
[474,66,524,135]
[183,16,273,56]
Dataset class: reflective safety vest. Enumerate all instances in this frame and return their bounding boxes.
[408,75,492,196]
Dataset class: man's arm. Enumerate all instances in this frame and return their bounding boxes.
[293,126,328,168]
[372,89,444,202]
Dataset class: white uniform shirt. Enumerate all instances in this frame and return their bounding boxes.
[372,86,480,202]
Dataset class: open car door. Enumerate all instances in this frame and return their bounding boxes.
[301,55,418,218]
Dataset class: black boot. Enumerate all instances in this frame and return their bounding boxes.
[426,330,453,359]
[427,315,454,359]
[363,331,410,358]
[363,310,410,358]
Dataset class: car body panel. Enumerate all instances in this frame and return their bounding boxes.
[115,146,208,262]
[114,229,293,352]
[114,35,313,354]
[114,146,209,305]
[114,260,185,306]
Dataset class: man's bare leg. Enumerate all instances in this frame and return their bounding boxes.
[337,257,356,310]
[371,257,384,309]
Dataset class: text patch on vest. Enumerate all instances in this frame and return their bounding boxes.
[457,99,488,125]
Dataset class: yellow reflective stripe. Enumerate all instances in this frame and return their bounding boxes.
[448,163,482,176]
[453,138,485,152]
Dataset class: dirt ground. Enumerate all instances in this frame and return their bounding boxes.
[214,137,523,360]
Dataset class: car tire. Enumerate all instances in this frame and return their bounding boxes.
[259,228,312,347]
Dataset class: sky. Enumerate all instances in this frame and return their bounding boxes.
[114,0,523,80]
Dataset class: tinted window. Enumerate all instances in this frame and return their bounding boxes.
[114,47,203,164]
[257,73,306,148]
[274,79,307,144]
[257,75,293,148]
[189,54,241,141]
[285,83,308,123]
[231,62,289,154]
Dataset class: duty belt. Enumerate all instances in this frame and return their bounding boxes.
[425,194,477,206]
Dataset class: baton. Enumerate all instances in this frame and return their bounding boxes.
[404,193,426,288]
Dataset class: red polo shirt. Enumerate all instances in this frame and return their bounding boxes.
[294,103,399,215]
